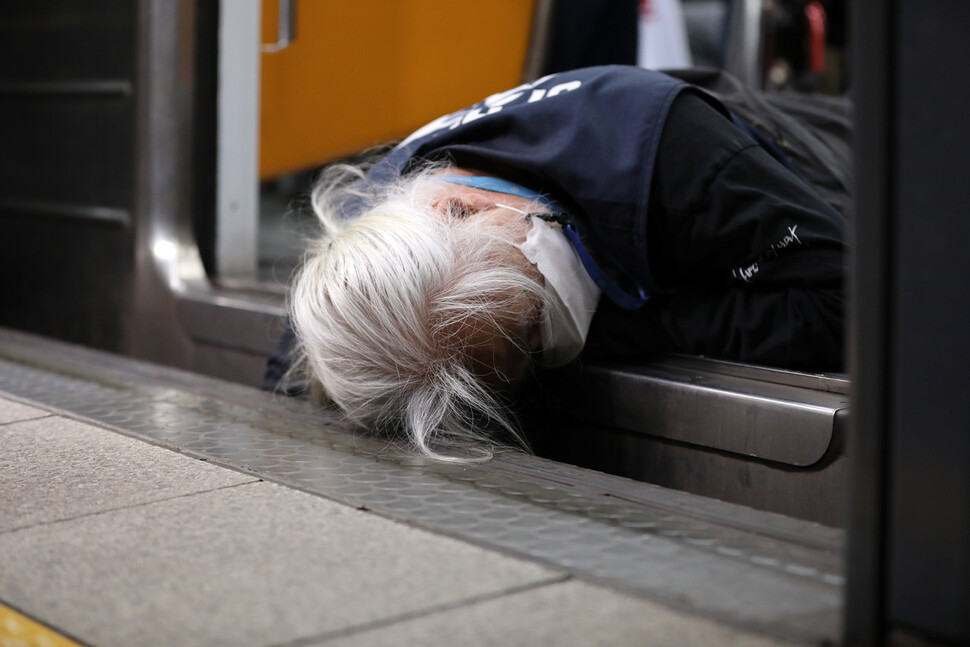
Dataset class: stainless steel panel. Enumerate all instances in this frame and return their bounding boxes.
[177,291,285,356]
[723,0,764,88]
[536,418,849,527]
[566,360,847,466]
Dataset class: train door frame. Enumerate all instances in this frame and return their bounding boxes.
[215,0,260,280]
[127,0,284,383]
[846,0,970,643]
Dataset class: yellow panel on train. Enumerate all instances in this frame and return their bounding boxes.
[260,1,534,180]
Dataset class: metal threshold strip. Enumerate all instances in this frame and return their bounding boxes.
[0,328,843,644]
[569,357,849,467]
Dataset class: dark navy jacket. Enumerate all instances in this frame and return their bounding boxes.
[366,66,710,296]
[263,66,846,390]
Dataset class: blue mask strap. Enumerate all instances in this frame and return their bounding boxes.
[435,175,563,212]
[437,174,650,310]
[561,224,650,310]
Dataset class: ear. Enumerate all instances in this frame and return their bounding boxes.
[430,191,494,220]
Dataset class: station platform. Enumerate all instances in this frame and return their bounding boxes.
[0,328,843,646]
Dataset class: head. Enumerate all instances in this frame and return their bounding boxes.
[290,163,550,460]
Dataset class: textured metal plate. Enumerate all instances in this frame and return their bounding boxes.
[0,328,844,644]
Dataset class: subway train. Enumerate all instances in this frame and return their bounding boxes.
[0,1,967,645]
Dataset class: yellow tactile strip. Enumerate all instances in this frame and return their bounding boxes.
[0,603,82,647]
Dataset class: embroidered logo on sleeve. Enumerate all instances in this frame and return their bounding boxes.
[732,224,803,283]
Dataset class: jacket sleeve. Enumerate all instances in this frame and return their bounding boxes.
[586,281,844,371]
[584,92,846,371]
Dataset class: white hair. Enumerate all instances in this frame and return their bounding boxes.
[289,163,546,461]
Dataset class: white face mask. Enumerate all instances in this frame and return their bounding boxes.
[433,173,606,367]
[516,216,601,367]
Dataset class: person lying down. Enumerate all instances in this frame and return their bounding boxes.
[266,65,848,461]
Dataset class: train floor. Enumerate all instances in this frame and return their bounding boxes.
[0,328,843,647]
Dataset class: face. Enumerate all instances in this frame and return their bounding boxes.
[429,169,545,389]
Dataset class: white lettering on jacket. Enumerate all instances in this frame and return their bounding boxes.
[732,225,804,283]
[396,74,583,148]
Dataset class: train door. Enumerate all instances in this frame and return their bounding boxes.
[212,0,538,286]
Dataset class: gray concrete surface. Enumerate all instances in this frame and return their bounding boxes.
[0,396,49,424]
[0,390,806,647]
[323,579,791,647]
[0,403,563,646]
[0,480,563,647]
[0,414,255,532]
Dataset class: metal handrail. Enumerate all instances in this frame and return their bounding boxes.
[261,0,297,53]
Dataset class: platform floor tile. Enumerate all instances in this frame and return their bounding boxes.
[0,396,50,425]
[316,579,793,647]
[0,414,256,533]
[0,434,561,647]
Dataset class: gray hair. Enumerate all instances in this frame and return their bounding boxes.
[289,163,545,461]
